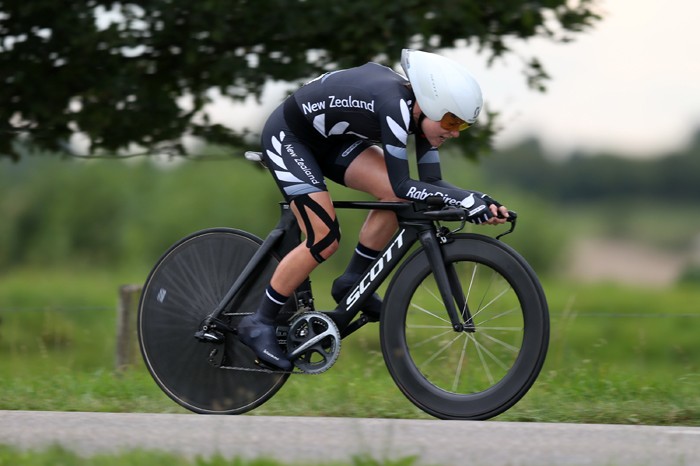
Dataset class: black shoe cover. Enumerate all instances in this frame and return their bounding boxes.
[331,274,382,321]
[237,315,292,371]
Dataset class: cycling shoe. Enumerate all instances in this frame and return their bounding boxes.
[331,273,382,322]
[237,315,292,371]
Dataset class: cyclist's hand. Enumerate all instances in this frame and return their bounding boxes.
[486,203,510,225]
[460,193,509,225]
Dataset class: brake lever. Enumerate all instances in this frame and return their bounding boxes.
[496,210,518,240]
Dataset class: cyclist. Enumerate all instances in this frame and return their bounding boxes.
[238,49,510,370]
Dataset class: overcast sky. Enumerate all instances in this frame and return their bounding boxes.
[210,0,700,159]
[452,0,700,157]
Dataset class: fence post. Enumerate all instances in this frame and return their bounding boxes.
[116,284,142,372]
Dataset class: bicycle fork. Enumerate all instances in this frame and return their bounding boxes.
[418,230,475,333]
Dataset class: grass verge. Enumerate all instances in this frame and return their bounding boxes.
[0,269,698,425]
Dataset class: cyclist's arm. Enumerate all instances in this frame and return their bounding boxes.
[414,133,475,193]
[414,136,443,183]
[380,99,504,223]
[380,99,464,202]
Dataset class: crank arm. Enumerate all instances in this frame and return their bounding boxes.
[287,328,336,359]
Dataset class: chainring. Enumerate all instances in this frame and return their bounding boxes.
[286,312,341,374]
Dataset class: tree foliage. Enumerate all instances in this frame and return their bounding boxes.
[0,0,599,160]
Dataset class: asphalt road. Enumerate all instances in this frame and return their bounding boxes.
[1,410,699,465]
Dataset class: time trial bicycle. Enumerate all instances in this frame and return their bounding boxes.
[137,151,549,420]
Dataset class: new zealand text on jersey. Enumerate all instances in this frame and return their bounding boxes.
[302,95,375,115]
[329,95,375,112]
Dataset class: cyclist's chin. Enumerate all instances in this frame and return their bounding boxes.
[428,136,448,148]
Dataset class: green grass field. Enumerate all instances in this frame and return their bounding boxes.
[0,267,698,425]
[0,445,420,466]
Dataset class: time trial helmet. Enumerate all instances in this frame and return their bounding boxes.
[400,49,483,125]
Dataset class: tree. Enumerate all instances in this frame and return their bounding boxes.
[0,0,599,160]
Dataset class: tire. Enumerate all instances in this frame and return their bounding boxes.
[380,234,549,420]
[138,228,290,414]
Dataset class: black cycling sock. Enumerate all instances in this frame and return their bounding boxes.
[344,242,380,276]
[332,243,383,321]
[257,284,289,324]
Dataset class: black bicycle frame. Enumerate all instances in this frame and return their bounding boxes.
[202,200,476,337]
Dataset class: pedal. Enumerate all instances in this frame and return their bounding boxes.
[275,325,289,341]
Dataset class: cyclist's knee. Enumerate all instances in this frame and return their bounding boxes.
[377,192,402,202]
[321,237,341,258]
[293,194,341,264]
[307,225,340,263]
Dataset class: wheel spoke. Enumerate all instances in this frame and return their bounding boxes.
[407,324,453,329]
[477,307,520,325]
[465,262,478,304]
[471,285,512,320]
[418,332,463,369]
[451,334,470,392]
[474,326,523,332]
[424,284,444,305]
[473,267,495,317]
[410,328,454,349]
[469,333,495,385]
[477,331,520,354]
[469,333,513,373]
[410,300,451,324]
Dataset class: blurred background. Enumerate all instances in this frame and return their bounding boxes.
[0,0,698,423]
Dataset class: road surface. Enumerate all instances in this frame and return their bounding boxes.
[1,411,698,465]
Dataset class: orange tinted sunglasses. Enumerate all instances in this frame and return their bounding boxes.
[440,112,471,132]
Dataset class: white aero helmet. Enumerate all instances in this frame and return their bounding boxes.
[400,49,483,125]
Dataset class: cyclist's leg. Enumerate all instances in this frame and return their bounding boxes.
[239,106,340,368]
[324,144,401,317]
[239,191,340,369]
[271,191,340,296]
[343,145,401,249]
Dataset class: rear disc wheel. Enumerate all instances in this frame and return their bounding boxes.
[138,228,290,414]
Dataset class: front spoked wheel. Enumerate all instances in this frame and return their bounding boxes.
[381,234,549,420]
[138,228,290,414]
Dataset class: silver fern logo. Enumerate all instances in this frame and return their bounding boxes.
[266,131,321,196]
[384,99,411,161]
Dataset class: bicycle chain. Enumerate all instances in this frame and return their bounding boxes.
[219,364,311,375]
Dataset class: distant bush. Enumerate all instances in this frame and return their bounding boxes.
[678,265,700,286]
[0,151,569,275]
[0,154,282,271]
[482,136,700,203]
